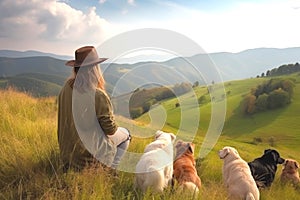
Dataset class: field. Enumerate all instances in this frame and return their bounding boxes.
[0,74,300,199]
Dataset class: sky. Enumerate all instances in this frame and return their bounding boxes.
[0,0,300,58]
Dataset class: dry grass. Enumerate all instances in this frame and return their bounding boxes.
[0,88,300,199]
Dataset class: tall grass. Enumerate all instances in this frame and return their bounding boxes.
[0,85,300,199]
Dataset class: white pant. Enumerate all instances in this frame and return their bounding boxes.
[108,127,131,169]
[108,127,130,145]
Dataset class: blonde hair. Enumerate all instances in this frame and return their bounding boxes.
[68,64,105,92]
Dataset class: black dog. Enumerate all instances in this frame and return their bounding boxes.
[248,149,285,188]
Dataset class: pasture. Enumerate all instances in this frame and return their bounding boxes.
[0,74,300,199]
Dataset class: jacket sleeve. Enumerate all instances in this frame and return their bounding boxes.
[95,90,118,135]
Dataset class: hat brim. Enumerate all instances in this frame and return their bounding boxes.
[65,58,108,67]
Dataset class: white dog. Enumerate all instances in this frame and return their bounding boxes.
[135,130,176,193]
[219,146,260,200]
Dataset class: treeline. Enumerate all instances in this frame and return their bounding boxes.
[129,82,192,119]
[258,62,300,77]
[242,78,295,115]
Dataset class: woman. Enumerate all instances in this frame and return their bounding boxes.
[57,46,130,172]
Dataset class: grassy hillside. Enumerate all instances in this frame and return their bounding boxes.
[137,73,300,151]
[1,71,300,199]
[0,73,64,97]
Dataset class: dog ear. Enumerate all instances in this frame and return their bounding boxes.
[169,133,176,141]
[295,161,300,169]
[224,148,230,157]
[219,147,230,159]
[283,159,288,167]
[175,140,183,148]
[155,130,164,139]
[277,157,285,164]
[187,143,195,154]
[264,149,272,154]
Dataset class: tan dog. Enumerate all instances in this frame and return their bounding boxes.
[219,146,259,200]
[280,159,300,185]
[135,130,176,193]
[173,140,201,194]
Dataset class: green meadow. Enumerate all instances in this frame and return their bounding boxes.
[0,74,300,199]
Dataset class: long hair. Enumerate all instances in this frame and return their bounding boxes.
[68,64,105,92]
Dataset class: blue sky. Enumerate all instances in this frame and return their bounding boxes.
[0,0,299,57]
[68,0,270,22]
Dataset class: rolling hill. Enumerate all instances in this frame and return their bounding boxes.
[0,73,66,97]
[0,47,300,97]
[0,49,72,60]
[1,73,300,199]
[0,56,71,77]
[136,73,300,153]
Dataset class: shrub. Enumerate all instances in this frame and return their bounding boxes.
[142,100,155,113]
[242,78,294,114]
[243,94,256,114]
[255,93,268,111]
[130,107,143,119]
[253,137,263,145]
[267,88,290,109]
[198,95,206,104]
[268,137,275,147]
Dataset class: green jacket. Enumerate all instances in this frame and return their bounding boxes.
[57,80,118,170]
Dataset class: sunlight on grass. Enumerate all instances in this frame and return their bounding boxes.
[1,76,300,200]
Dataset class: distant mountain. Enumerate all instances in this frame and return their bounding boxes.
[0,47,300,97]
[0,56,71,77]
[162,47,300,81]
[206,47,300,80]
[103,47,300,95]
[0,50,72,60]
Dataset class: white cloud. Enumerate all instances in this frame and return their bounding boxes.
[0,0,118,55]
[99,0,106,4]
[127,0,135,6]
[130,0,300,53]
[0,0,299,55]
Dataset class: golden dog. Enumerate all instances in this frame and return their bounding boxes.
[219,146,259,200]
[173,140,201,194]
[280,159,300,185]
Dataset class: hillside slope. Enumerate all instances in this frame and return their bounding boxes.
[0,87,300,199]
[137,73,300,152]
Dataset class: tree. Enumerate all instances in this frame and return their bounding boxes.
[281,79,294,97]
[142,100,155,112]
[243,94,256,114]
[193,81,199,88]
[255,93,268,111]
[198,95,206,104]
[242,78,294,114]
[130,107,143,119]
[267,88,290,109]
